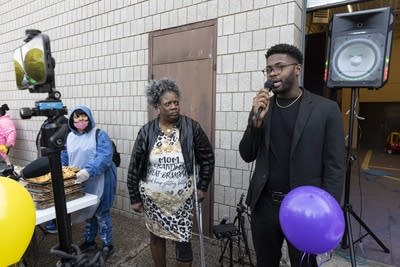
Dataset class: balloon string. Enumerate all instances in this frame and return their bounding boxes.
[300,252,306,264]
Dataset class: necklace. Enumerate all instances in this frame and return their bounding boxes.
[275,91,303,109]
[160,122,175,135]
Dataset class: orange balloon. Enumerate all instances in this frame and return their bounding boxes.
[0,177,36,266]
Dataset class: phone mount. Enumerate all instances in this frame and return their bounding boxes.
[17,30,104,266]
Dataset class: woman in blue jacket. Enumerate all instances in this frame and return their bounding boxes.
[61,105,117,260]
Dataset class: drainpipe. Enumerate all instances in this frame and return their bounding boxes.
[300,0,307,87]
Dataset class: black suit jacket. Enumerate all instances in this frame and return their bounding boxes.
[239,89,345,211]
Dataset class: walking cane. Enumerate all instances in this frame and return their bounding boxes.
[193,155,206,267]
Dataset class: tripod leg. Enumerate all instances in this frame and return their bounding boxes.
[344,206,357,267]
[239,215,254,266]
[219,238,230,266]
[348,207,390,253]
[229,237,233,267]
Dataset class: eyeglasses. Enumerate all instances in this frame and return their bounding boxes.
[261,63,298,75]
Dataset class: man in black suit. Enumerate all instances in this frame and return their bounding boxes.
[239,44,345,267]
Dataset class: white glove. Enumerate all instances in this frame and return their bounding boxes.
[75,169,90,184]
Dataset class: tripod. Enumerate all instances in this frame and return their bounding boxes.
[341,88,390,266]
[214,193,254,267]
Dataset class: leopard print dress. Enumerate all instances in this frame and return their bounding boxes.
[139,128,194,242]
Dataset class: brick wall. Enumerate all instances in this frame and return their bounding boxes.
[0,0,303,233]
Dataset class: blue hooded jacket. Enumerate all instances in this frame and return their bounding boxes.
[61,105,117,213]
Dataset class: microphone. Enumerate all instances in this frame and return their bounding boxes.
[21,156,51,179]
[255,80,274,118]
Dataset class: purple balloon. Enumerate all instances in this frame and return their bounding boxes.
[279,186,345,254]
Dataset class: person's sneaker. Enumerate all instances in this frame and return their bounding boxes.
[102,245,114,260]
[79,241,97,252]
[45,221,58,234]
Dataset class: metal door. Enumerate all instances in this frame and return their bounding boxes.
[149,20,217,235]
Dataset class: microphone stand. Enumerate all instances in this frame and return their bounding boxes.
[341,88,390,266]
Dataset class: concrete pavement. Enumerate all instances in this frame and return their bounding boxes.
[22,210,394,266]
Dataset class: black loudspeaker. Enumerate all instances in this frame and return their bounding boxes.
[325,7,394,89]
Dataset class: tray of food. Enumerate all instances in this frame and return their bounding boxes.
[35,191,85,210]
[25,166,80,185]
[29,183,83,201]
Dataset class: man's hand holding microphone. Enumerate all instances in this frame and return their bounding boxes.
[252,80,274,128]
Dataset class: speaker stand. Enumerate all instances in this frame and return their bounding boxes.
[341,88,390,266]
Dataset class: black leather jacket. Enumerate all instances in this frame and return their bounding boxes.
[127,115,215,204]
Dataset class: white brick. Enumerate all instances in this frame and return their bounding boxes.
[222,15,234,35]
[231,169,243,188]
[253,29,266,50]
[238,72,251,92]
[169,9,178,27]
[174,0,184,9]
[240,32,252,52]
[221,54,234,73]
[220,168,231,186]
[197,2,208,21]
[228,34,240,53]
[215,93,221,112]
[232,92,245,111]
[245,51,258,71]
[247,10,260,31]
[214,184,225,203]
[215,112,227,130]
[215,148,225,167]
[227,73,239,92]
[280,25,295,44]
[241,0,253,11]
[158,0,166,12]
[216,74,228,93]
[220,92,232,111]
[226,150,237,168]
[273,4,288,26]
[218,0,230,16]
[233,53,246,72]
[230,0,240,13]
[254,0,267,9]
[234,12,247,33]
[242,171,251,190]
[166,0,174,10]
[187,5,197,23]
[215,131,221,149]
[232,131,245,149]
[226,112,238,130]
[268,0,281,6]
[207,0,218,19]
[220,131,232,149]
[261,11,279,35]
[266,27,280,48]
[217,55,222,75]
[224,186,236,206]
[177,8,187,25]
[244,92,256,112]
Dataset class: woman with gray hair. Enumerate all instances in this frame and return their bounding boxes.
[127,78,214,267]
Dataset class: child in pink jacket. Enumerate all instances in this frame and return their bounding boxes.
[0,104,16,165]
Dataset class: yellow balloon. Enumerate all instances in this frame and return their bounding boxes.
[0,177,36,266]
